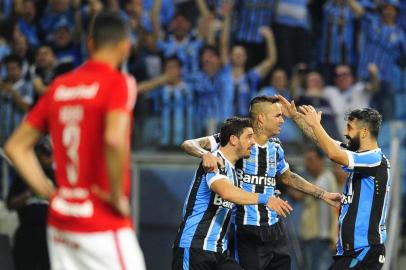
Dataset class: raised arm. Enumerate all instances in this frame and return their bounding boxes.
[211,179,292,217]
[220,2,232,65]
[196,0,212,19]
[277,95,321,147]
[348,0,365,17]
[254,26,277,78]
[299,105,350,166]
[278,169,342,208]
[151,0,162,41]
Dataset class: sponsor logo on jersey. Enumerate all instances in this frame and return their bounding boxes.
[55,83,99,101]
[236,169,276,186]
[213,194,233,209]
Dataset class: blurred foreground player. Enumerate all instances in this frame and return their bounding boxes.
[5,12,146,270]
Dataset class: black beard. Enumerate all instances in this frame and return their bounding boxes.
[346,134,360,151]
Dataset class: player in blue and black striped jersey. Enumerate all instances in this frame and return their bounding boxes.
[173,117,292,270]
[289,102,389,270]
[182,96,342,270]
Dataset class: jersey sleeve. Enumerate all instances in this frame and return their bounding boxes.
[276,143,289,176]
[208,133,221,152]
[344,150,382,170]
[24,90,50,132]
[106,74,137,113]
[206,166,229,188]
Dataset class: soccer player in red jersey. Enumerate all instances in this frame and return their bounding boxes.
[4,12,146,270]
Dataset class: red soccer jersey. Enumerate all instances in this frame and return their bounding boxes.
[25,60,137,232]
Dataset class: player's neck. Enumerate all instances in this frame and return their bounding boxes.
[358,139,379,152]
[253,132,269,146]
[219,146,239,165]
[91,51,121,69]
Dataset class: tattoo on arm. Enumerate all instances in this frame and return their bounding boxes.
[292,113,320,147]
[281,171,325,199]
[182,138,211,158]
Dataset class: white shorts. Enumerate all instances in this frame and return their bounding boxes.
[47,226,146,270]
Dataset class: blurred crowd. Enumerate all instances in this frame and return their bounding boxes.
[0,0,405,150]
[0,1,405,269]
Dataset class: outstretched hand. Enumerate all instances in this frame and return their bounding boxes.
[276,95,297,118]
[298,105,322,127]
[266,197,293,217]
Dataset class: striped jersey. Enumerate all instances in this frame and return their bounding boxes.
[319,1,356,65]
[337,146,390,256]
[234,0,275,43]
[358,13,406,82]
[174,150,238,253]
[209,134,290,226]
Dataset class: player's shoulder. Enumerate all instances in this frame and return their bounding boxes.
[268,137,282,146]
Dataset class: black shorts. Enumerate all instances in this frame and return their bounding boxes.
[329,245,385,270]
[230,222,291,270]
[172,247,242,270]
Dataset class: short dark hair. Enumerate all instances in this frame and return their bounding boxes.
[200,45,220,59]
[346,108,382,138]
[249,95,279,119]
[4,54,22,68]
[164,55,182,66]
[89,12,129,49]
[219,117,252,147]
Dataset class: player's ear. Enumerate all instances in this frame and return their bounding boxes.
[119,38,131,59]
[229,135,238,146]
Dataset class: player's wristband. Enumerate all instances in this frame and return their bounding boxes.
[258,193,271,205]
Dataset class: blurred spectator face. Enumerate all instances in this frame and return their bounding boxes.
[13,35,29,58]
[231,46,247,68]
[6,61,22,81]
[125,0,142,17]
[22,0,36,22]
[36,46,55,69]
[53,27,72,47]
[89,0,103,15]
[144,33,157,52]
[381,4,397,22]
[304,149,325,177]
[306,72,323,90]
[165,58,182,84]
[334,65,354,91]
[170,14,191,39]
[50,0,69,13]
[201,49,221,75]
[271,69,288,91]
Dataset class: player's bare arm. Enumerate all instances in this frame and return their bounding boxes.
[4,123,55,199]
[277,95,320,147]
[210,179,293,217]
[299,105,350,166]
[181,137,224,171]
[103,110,132,217]
[278,169,342,208]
